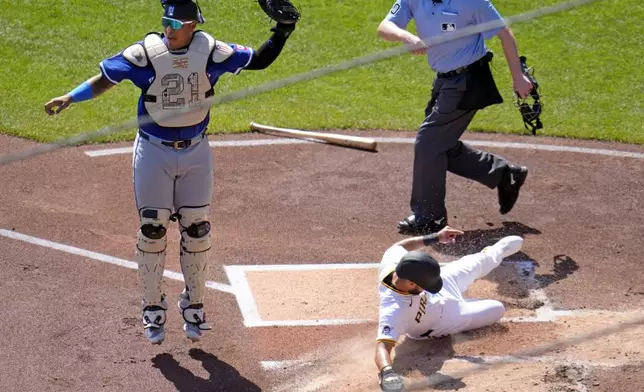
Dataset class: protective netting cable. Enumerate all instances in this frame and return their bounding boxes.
[0,0,601,166]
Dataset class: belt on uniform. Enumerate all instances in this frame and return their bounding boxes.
[437,65,469,78]
[138,130,206,150]
[436,52,494,79]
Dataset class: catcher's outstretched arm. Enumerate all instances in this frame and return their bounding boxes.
[246,23,295,70]
[44,73,115,115]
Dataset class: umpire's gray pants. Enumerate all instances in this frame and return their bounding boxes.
[410,74,508,222]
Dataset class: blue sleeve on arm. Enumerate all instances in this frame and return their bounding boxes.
[69,81,93,102]
[473,0,506,40]
[219,43,254,75]
[384,0,413,29]
[99,51,138,84]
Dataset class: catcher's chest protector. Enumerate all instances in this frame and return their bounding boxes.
[143,32,215,128]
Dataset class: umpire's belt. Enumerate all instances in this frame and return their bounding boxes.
[138,130,206,150]
[436,52,494,79]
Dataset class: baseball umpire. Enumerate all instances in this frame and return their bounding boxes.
[378,0,532,236]
[375,226,524,392]
[44,0,300,344]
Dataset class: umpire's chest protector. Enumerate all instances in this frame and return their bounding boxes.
[143,32,215,128]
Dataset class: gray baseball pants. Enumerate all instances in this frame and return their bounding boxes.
[133,133,213,213]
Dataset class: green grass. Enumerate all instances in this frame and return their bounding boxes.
[0,0,642,144]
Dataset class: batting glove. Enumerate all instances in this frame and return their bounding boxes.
[379,366,405,392]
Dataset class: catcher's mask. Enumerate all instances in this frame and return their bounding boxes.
[515,56,543,135]
[161,0,205,24]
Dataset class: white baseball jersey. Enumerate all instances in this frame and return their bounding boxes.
[376,240,512,344]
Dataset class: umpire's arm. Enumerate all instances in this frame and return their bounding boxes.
[496,27,533,98]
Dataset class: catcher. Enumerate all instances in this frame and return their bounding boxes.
[44,0,299,345]
[375,227,524,391]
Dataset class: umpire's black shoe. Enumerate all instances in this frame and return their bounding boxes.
[397,215,447,236]
[498,165,529,215]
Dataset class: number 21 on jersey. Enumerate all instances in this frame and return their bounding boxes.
[161,72,200,109]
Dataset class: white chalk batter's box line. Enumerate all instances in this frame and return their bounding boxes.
[83,137,644,159]
[0,228,379,327]
[259,354,629,374]
[0,228,612,328]
[225,261,583,327]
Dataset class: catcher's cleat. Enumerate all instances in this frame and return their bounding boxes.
[142,297,168,345]
[145,324,166,345]
[178,290,212,342]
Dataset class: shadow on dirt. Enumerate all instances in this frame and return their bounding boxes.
[151,348,261,392]
[430,221,579,306]
[536,254,579,289]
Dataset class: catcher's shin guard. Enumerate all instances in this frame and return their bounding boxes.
[136,208,172,307]
[176,205,212,341]
[177,206,211,305]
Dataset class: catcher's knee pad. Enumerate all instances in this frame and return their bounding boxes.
[177,206,211,304]
[137,208,172,307]
[177,206,211,252]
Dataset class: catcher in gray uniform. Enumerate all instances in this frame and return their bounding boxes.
[44,0,300,344]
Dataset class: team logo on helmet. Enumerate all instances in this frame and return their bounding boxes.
[167,5,175,16]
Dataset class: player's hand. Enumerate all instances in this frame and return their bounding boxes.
[402,33,427,55]
[45,95,72,115]
[437,226,464,244]
[379,366,405,392]
[513,74,533,99]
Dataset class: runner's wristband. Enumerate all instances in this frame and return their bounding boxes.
[422,233,439,246]
[380,365,395,376]
[69,81,94,102]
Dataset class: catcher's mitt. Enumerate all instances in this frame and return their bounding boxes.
[258,0,301,24]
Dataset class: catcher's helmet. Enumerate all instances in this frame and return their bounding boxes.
[160,0,205,24]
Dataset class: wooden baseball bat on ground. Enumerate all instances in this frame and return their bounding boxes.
[249,122,378,152]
